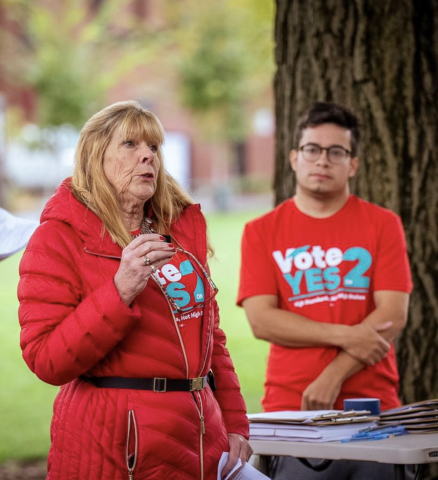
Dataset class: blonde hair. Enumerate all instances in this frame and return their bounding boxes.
[72,100,194,248]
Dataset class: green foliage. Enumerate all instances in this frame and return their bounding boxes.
[3,0,274,137]
[30,56,101,128]
[178,7,245,115]
[5,0,165,128]
[207,209,270,412]
[0,208,269,463]
[0,254,56,463]
[169,0,275,141]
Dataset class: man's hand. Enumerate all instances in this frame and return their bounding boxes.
[221,434,253,479]
[301,371,342,410]
[341,321,392,365]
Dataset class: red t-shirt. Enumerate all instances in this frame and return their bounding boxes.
[237,196,412,412]
[151,250,204,377]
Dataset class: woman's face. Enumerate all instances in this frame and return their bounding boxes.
[103,126,160,208]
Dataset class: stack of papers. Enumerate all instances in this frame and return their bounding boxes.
[248,410,378,443]
[379,399,438,433]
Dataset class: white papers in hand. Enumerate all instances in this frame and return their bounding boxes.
[217,452,271,480]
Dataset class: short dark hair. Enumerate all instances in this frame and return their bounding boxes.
[294,102,360,156]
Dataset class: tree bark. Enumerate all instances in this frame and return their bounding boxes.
[274,0,438,473]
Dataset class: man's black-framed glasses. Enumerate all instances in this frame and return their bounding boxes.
[298,144,352,164]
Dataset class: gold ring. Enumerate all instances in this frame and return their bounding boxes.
[150,264,157,274]
[144,255,151,266]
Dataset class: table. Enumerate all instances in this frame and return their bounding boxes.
[250,433,438,480]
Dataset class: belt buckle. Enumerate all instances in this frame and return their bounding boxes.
[153,377,167,392]
[190,377,203,391]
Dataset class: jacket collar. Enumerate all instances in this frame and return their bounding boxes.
[41,178,206,260]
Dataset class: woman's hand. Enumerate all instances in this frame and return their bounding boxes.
[221,434,253,479]
[114,233,176,305]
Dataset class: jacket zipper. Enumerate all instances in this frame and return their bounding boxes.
[161,293,189,378]
[169,237,213,379]
[192,391,205,480]
[198,306,213,378]
[160,241,210,479]
[195,305,213,480]
[126,410,138,480]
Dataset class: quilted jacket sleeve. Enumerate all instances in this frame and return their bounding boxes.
[18,221,141,386]
[210,299,250,439]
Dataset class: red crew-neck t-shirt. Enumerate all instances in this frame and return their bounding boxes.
[237,195,412,412]
[150,250,204,377]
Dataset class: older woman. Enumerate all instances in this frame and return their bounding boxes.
[18,101,251,480]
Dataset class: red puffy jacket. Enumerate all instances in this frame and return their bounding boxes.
[18,179,249,480]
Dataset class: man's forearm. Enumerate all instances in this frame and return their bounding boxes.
[359,303,406,342]
[243,292,408,363]
[247,304,388,356]
[316,295,409,387]
[307,311,388,404]
[248,305,349,348]
[299,306,399,410]
[323,349,364,385]
[300,350,362,410]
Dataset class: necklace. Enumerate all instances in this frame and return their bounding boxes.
[132,217,156,239]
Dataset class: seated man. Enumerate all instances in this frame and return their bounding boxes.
[237,102,412,479]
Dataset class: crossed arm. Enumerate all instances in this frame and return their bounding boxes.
[242,290,409,409]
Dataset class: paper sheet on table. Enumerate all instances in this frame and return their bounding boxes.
[217,452,271,480]
[248,410,337,423]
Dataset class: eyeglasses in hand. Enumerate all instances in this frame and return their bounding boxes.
[151,248,218,313]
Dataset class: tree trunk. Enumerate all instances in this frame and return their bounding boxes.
[274,0,438,474]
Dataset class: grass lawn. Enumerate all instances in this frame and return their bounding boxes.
[0,254,57,464]
[206,210,270,414]
[0,207,270,464]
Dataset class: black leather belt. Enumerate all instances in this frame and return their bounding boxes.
[80,375,209,393]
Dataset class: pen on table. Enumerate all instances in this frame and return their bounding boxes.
[341,426,407,443]
[341,431,407,443]
[356,425,405,436]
